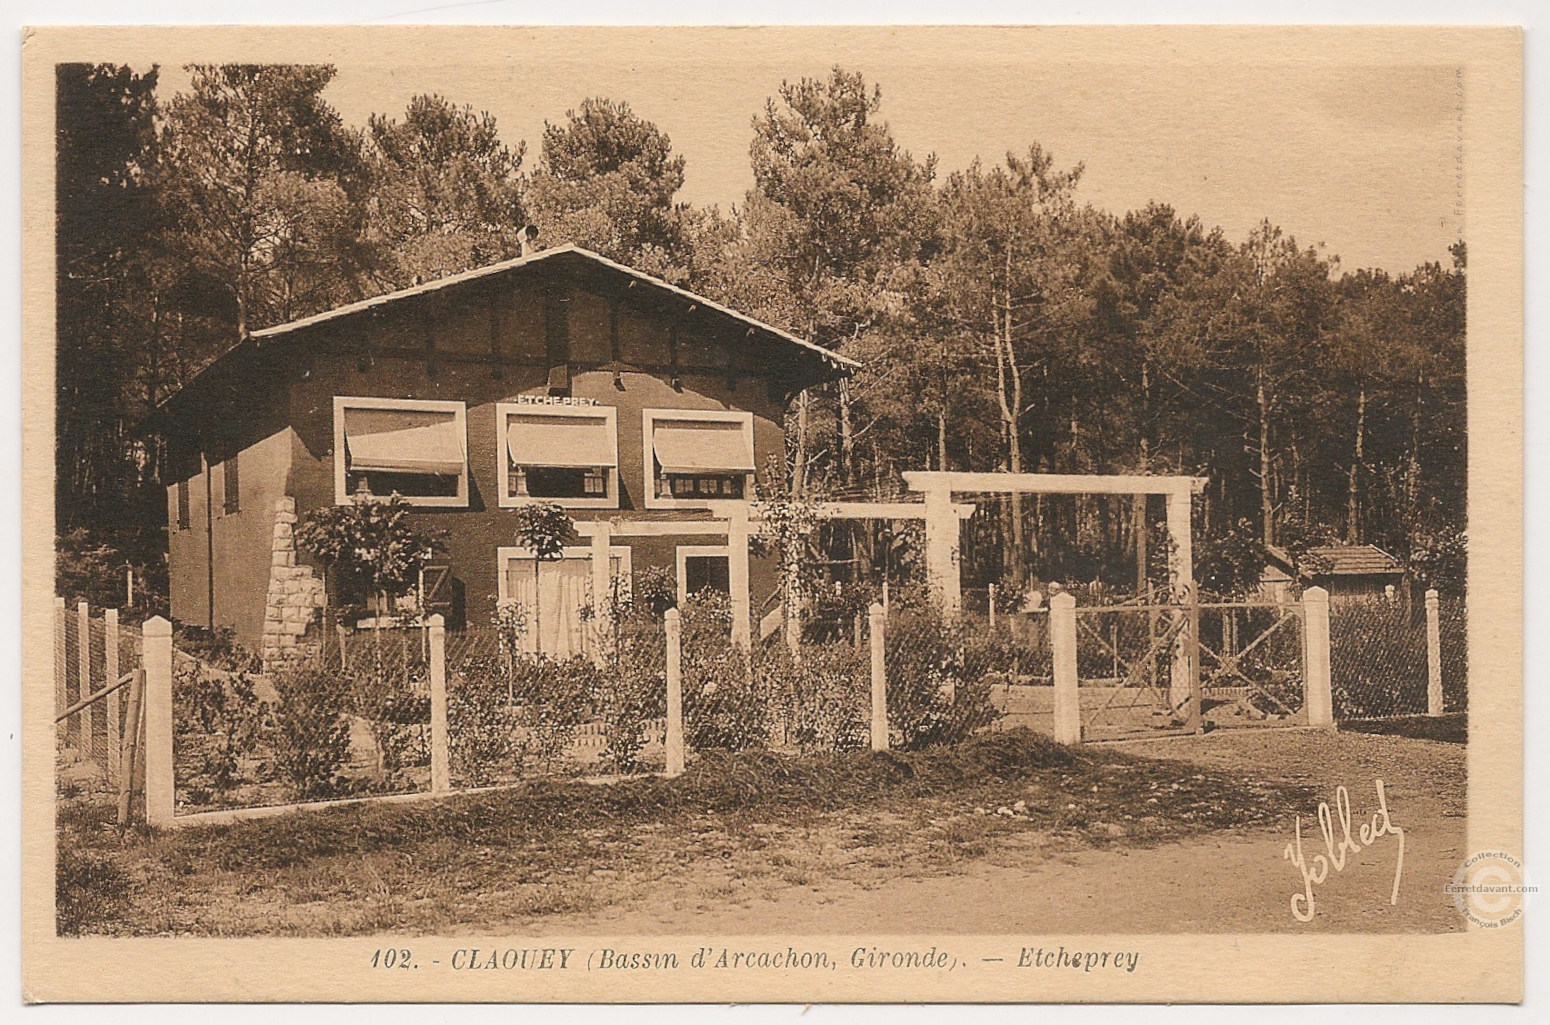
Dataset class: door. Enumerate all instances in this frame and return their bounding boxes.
[503,549,629,658]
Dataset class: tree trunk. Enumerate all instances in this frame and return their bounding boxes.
[793,389,809,499]
[1346,385,1366,544]
[937,408,948,472]
[1257,371,1274,546]
[839,378,854,486]
[994,272,1026,579]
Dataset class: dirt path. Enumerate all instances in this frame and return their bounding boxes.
[495,730,1469,935]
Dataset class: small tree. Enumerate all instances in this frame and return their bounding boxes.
[510,502,576,656]
[296,494,446,655]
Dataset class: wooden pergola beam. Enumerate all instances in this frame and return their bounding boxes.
[902,470,1207,497]
[806,501,977,521]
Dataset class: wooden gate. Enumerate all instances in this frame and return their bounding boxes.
[1072,599,1306,740]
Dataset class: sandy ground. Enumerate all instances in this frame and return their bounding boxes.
[497,729,1467,935]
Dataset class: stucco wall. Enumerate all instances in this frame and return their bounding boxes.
[280,277,794,632]
[167,472,210,630]
[167,427,295,647]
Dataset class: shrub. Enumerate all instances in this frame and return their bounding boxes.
[173,659,270,802]
[634,565,677,617]
[884,606,1002,750]
[757,641,868,753]
[56,848,131,936]
[447,655,518,787]
[270,663,353,800]
[348,649,431,782]
[680,591,767,751]
[174,625,260,673]
[509,654,597,772]
[594,613,666,774]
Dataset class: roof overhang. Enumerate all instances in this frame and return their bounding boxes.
[149,245,856,427]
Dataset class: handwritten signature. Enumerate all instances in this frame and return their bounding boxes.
[1283,778,1405,923]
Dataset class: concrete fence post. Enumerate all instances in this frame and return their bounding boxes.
[1302,587,1333,728]
[869,602,888,752]
[54,594,65,695]
[1425,588,1443,716]
[427,614,450,793]
[988,583,997,629]
[105,607,121,781]
[1050,591,1081,745]
[76,600,92,762]
[664,608,685,778]
[141,616,175,826]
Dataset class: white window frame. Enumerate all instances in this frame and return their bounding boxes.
[333,396,468,508]
[496,402,619,510]
[642,407,755,510]
[496,545,634,604]
[676,544,732,606]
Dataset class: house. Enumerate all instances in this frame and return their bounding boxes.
[152,245,856,664]
[1260,543,1405,603]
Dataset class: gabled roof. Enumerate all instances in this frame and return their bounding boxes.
[1266,543,1403,578]
[157,245,856,416]
[248,244,858,370]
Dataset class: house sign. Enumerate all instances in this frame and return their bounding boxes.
[516,394,598,407]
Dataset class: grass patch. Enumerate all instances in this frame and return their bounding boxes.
[56,728,1311,936]
[1339,713,1466,744]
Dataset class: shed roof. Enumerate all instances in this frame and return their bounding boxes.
[1266,543,1403,578]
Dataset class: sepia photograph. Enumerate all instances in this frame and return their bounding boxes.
[20,22,1525,1004]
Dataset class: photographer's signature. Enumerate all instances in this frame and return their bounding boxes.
[1283,779,1405,922]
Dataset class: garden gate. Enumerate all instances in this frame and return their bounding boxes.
[1069,595,1311,741]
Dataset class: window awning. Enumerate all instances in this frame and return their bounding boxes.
[652,420,755,475]
[507,413,615,469]
[344,407,465,476]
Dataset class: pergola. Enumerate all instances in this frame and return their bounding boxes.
[901,471,1208,614]
[904,471,1210,714]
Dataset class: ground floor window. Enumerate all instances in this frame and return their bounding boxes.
[677,545,731,605]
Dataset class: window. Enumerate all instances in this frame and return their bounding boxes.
[334,397,468,507]
[175,479,190,530]
[221,454,240,514]
[497,402,618,509]
[643,408,755,509]
[677,545,731,605]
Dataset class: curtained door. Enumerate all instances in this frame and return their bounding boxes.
[507,557,593,658]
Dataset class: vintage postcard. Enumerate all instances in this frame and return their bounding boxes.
[20,24,1524,1003]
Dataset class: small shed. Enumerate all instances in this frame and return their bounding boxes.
[1262,544,1404,602]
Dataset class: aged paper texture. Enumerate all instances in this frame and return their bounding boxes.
[20,24,1524,1003]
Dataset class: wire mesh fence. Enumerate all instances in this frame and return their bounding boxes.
[170,624,437,814]
[1439,597,1468,713]
[442,613,669,787]
[80,578,1472,824]
[1329,595,1462,720]
[54,603,141,796]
